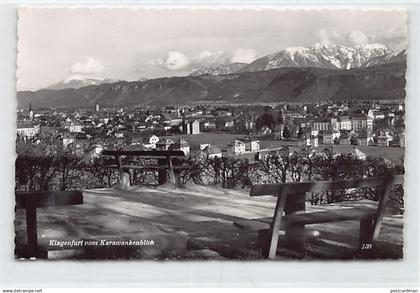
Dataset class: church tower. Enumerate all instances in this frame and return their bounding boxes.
[29,102,33,120]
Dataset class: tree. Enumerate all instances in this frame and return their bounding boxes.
[282,126,291,139]
[334,137,340,145]
[297,127,304,139]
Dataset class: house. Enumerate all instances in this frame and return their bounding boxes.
[330,117,339,130]
[338,116,352,130]
[356,135,373,146]
[322,129,340,145]
[16,122,39,138]
[311,136,319,148]
[203,119,217,130]
[377,132,393,147]
[399,132,405,147]
[63,121,83,133]
[68,140,91,157]
[173,138,190,156]
[200,143,210,150]
[216,117,234,130]
[155,138,175,151]
[353,129,373,146]
[339,132,352,145]
[143,135,160,149]
[226,139,246,155]
[199,144,222,159]
[351,147,367,160]
[62,134,75,148]
[373,111,386,120]
[183,120,201,135]
[305,135,318,148]
[115,132,124,138]
[238,137,260,152]
[312,118,331,131]
[306,128,319,137]
[351,113,373,131]
[163,113,183,127]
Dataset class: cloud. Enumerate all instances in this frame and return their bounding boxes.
[231,48,257,63]
[374,22,407,51]
[315,28,401,49]
[195,50,230,67]
[348,30,369,45]
[155,48,257,72]
[156,51,190,71]
[69,56,105,74]
[315,28,343,45]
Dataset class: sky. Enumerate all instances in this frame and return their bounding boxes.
[17,8,407,91]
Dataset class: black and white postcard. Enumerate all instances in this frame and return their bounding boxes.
[15,8,407,260]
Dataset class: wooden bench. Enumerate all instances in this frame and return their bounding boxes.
[102,150,190,189]
[234,175,404,259]
[15,190,83,258]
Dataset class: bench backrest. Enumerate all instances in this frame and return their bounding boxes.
[16,190,83,209]
[250,175,404,254]
[250,175,404,197]
[15,190,83,258]
[103,149,186,187]
[102,150,185,158]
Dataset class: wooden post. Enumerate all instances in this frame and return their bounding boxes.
[359,216,375,258]
[258,228,271,258]
[167,155,176,185]
[157,158,167,185]
[372,177,395,241]
[174,170,182,188]
[25,205,38,258]
[267,194,288,259]
[16,191,84,259]
[116,155,129,190]
[283,193,306,258]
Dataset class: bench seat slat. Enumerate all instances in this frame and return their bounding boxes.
[234,206,377,231]
[106,164,191,170]
[102,150,185,157]
[15,191,83,209]
[106,164,168,170]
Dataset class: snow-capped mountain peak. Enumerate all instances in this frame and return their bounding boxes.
[239,43,396,73]
[46,75,119,90]
[189,62,248,76]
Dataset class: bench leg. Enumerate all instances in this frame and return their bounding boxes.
[359,216,375,258]
[26,206,38,258]
[118,172,130,190]
[284,194,306,258]
[284,223,306,258]
[157,159,167,185]
[257,229,271,258]
[174,170,182,188]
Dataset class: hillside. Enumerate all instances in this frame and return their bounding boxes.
[17,62,406,109]
[189,63,248,76]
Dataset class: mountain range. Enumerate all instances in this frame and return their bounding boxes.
[46,76,120,90]
[189,44,406,76]
[18,61,406,109]
[189,63,248,76]
[18,43,406,108]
